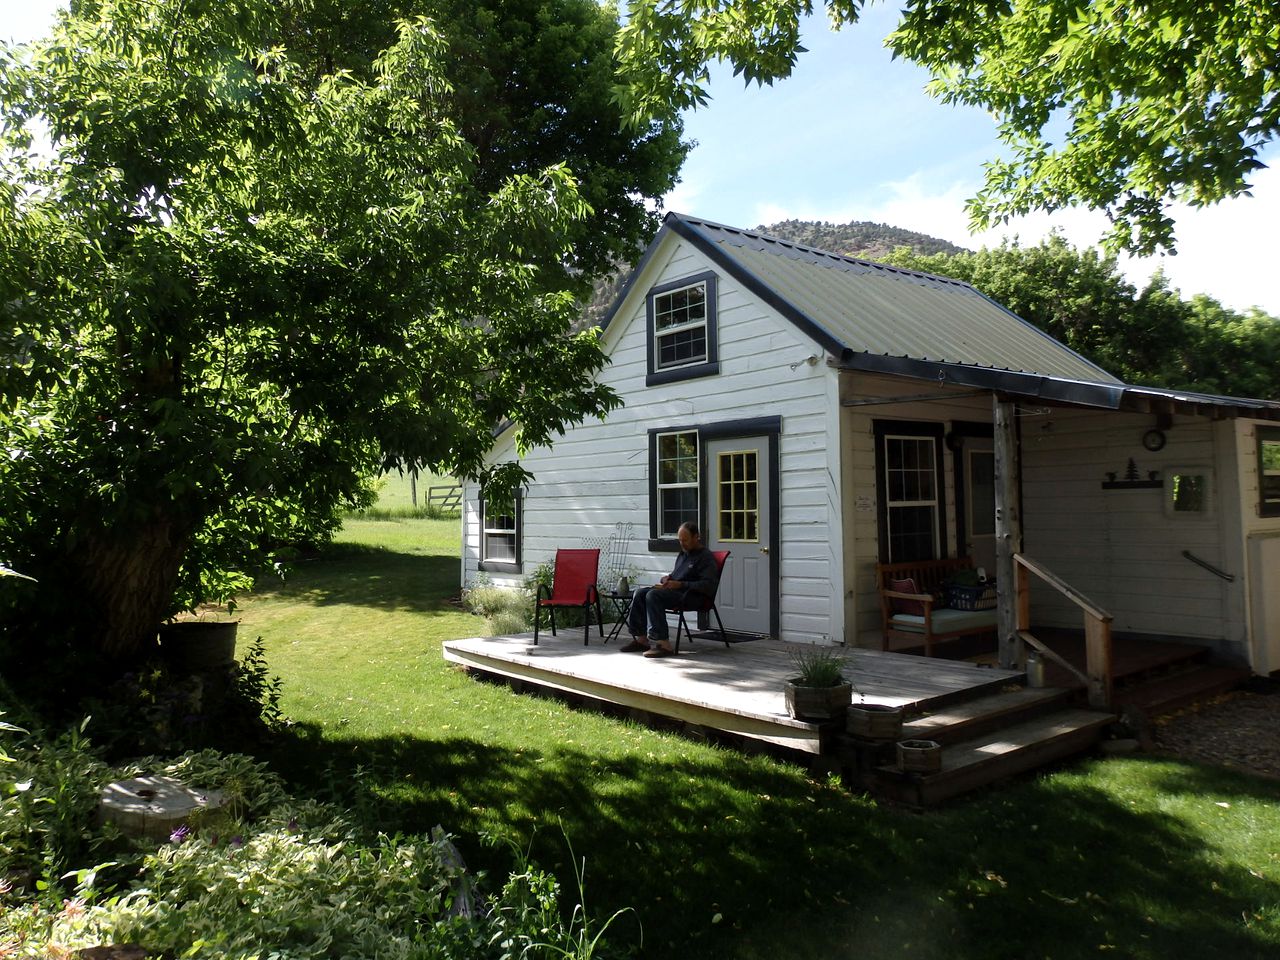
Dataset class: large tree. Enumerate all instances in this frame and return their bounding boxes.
[0,0,627,665]
[284,0,688,292]
[615,0,1278,255]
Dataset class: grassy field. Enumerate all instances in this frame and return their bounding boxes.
[239,519,1280,960]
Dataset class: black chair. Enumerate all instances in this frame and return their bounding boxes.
[672,550,731,652]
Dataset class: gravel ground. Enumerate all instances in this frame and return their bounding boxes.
[1151,683,1280,780]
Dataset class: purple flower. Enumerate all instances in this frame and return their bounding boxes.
[169,825,191,844]
[229,835,244,848]
[286,817,299,833]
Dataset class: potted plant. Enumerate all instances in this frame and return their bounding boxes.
[159,604,240,674]
[783,645,854,721]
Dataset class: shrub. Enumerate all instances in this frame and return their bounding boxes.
[787,644,849,688]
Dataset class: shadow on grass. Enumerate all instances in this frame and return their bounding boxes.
[260,724,1279,960]
[258,549,462,615]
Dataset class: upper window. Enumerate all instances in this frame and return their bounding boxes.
[1258,427,1280,517]
[645,272,719,386]
[479,492,522,573]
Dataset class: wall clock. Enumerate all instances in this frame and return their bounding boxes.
[1142,428,1166,452]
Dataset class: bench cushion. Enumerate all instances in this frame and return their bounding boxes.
[888,609,997,636]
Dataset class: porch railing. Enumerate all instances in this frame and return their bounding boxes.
[1012,553,1114,710]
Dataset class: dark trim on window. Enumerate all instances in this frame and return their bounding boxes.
[1258,426,1280,517]
[645,271,720,387]
[646,416,783,551]
[873,420,948,563]
[478,492,522,573]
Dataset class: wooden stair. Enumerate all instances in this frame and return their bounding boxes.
[837,684,1113,807]
[1113,662,1252,716]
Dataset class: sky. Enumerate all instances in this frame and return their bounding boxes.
[5,2,1278,316]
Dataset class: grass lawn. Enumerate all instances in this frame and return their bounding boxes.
[239,519,1280,960]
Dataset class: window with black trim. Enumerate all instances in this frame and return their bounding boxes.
[874,421,947,563]
[645,272,719,386]
[479,492,522,572]
[1259,427,1280,517]
[654,430,699,538]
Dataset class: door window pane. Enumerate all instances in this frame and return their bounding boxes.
[968,450,996,536]
[717,450,760,542]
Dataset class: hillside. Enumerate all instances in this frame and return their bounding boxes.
[581,217,963,326]
[752,218,968,260]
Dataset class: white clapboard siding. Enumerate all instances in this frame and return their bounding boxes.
[461,230,842,643]
[1022,410,1237,639]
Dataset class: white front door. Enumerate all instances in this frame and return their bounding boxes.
[705,436,773,636]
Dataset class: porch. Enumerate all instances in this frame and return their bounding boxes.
[442,632,1022,756]
[442,630,1243,804]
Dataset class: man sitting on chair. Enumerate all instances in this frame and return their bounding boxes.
[622,521,719,658]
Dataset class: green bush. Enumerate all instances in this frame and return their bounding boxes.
[0,733,632,959]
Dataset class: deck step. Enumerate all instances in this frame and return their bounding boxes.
[1114,663,1251,717]
[874,708,1113,806]
[899,685,1074,745]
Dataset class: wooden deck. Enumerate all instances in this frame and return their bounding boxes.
[442,632,1022,755]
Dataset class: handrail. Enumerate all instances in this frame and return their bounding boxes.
[1012,553,1111,622]
[1181,550,1234,582]
[1012,552,1114,710]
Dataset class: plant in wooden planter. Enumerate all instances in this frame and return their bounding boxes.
[783,645,854,721]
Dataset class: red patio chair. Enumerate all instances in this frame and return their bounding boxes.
[532,548,604,646]
[672,550,731,652]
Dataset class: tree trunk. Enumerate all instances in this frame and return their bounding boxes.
[79,518,192,661]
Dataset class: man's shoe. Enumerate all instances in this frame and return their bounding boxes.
[620,639,650,653]
[643,645,675,658]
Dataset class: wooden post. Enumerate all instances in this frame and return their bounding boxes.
[410,469,418,507]
[994,396,1023,669]
[1084,614,1113,709]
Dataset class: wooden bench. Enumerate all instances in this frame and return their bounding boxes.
[876,557,998,657]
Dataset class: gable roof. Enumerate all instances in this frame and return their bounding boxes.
[604,213,1280,422]
[607,212,1117,384]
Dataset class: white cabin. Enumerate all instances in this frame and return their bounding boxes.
[461,214,1280,675]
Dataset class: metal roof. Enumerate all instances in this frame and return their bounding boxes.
[600,213,1280,423]
[669,214,1119,385]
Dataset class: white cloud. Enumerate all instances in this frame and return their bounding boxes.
[744,168,1280,316]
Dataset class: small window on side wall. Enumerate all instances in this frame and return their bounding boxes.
[479,491,522,573]
[645,272,719,387]
[1259,427,1280,517]
[1164,468,1213,519]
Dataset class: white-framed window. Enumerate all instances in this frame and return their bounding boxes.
[654,430,699,539]
[874,422,946,563]
[654,282,708,368]
[645,272,719,386]
[479,492,521,572]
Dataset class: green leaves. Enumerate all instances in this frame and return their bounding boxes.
[0,0,625,658]
[616,0,1277,256]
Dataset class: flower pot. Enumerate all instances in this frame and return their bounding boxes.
[896,738,942,774]
[848,702,905,740]
[159,621,238,673]
[784,678,853,721]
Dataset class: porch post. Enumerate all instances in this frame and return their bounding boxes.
[994,395,1023,669]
